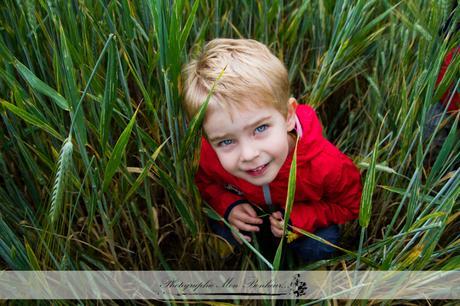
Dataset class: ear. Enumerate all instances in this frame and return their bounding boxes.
[286,97,297,132]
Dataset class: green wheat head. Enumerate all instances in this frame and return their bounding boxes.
[49,136,73,224]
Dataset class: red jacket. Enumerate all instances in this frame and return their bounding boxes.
[195,104,362,233]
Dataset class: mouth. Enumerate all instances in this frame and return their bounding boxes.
[245,162,270,177]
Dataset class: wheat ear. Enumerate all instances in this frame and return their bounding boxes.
[49,136,73,224]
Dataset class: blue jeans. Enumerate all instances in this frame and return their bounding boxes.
[288,224,340,262]
[209,218,340,263]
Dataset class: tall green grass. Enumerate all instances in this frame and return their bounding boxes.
[0,0,458,296]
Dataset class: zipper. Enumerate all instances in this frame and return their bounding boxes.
[262,183,274,213]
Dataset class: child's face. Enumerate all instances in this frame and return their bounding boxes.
[204,100,296,186]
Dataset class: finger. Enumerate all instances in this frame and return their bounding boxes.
[274,224,284,236]
[234,220,260,232]
[271,225,284,238]
[230,207,262,225]
[272,211,283,220]
[242,235,251,243]
[269,216,283,229]
[239,213,263,225]
[241,204,258,217]
[230,229,242,244]
[232,231,251,244]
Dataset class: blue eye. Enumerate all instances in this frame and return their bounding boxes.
[218,139,233,147]
[255,124,268,133]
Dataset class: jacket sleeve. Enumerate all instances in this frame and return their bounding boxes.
[289,142,362,233]
[195,139,246,218]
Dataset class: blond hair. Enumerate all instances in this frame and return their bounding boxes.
[181,38,290,119]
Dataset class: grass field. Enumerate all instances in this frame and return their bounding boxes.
[0,0,459,304]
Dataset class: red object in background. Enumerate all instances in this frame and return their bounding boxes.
[436,47,459,112]
[195,105,362,233]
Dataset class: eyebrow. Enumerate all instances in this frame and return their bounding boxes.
[207,115,272,143]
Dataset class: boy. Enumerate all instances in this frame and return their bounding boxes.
[182,38,362,262]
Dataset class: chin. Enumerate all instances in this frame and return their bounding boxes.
[245,180,265,186]
[243,175,275,186]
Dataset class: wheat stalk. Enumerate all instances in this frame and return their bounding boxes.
[49,136,73,224]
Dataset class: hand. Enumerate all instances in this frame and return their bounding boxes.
[269,211,285,238]
[227,203,263,244]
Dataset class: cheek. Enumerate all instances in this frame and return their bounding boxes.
[270,133,290,157]
[216,151,238,172]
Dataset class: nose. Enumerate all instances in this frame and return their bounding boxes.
[240,141,260,162]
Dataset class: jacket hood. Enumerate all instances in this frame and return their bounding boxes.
[293,104,326,162]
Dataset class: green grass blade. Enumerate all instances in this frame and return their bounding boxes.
[124,137,169,202]
[0,217,31,270]
[69,33,115,134]
[359,130,380,228]
[1,99,63,141]
[434,54,459,101]
[179,0,200,50]
[100,38,117,153]
[58,23,87,145]
[441,255,460,270]
[407,212,446,232]
[380,185,442,205]
[24,240,42,270]
[204,207,273,269]
[178,98,209,160]
[14,60,70,111]
[273,136,299,270]
[151,163,197,235]
[426,115,459,187]
[102,108,138,192]
[357,119,382,270]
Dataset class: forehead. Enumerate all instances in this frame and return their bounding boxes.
[203,102,281,136]
[205,93,284,120]
[204,101,267,125]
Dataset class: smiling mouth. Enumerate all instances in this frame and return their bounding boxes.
[246,163,270,177]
